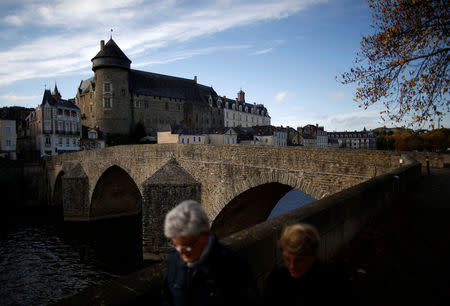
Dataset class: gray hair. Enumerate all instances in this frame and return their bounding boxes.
[164,200,210,238]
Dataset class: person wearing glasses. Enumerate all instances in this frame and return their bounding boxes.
[161,200,253,306]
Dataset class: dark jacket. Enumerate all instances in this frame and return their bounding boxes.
[161,235,252,306]
[263,260,344,306]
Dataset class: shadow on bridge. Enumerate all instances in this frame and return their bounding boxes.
[211,182,293,238]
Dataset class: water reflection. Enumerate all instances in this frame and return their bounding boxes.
[0,214,143,306]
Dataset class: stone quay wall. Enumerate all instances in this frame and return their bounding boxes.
[53,153,421,305]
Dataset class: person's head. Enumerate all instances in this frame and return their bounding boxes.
[164,200,210,263]
[278,223,320,279]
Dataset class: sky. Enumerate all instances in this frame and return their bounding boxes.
[0,0,448,131]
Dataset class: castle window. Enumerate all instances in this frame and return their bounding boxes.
[104,82,111,93]
[121,88,126,95]
[104,97,112,108]
[165,102,168,111]
[45,107,51,118]
[145,102,149,109]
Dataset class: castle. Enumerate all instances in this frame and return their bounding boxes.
[76,39,269,136]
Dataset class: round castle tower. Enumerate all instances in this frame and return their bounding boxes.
[91,39,133,134]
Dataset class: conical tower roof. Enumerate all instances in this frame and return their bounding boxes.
[91,38,131,71]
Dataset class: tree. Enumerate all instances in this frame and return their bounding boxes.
[339,0,449,128]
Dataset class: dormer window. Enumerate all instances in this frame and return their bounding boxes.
[89,131,97,139]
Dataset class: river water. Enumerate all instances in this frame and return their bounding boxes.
[0,212,145,306]
[0,223,119,306]
[0,189,314,305]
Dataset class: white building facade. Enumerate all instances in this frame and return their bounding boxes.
[0,119,17,160]
[27,87,81,156]
[221,90,270,128]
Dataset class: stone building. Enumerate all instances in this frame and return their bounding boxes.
[222,90,270,128]
[26,86,81,156]
[0,119,16,160]
[301,124,328,148]
[328,130,376,149]
[76,39,224,136]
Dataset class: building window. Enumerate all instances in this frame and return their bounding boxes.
[198,137,201,142]
[104,82,111,93]
[104,97,112,108]
[89,131,97,139]
[6,139,11,147]
[89,104,93,112]
[65,122,70,132]
[193,136,196,142]
[181,138,184,144]
[66,138,69,146]
[165,102,169,111]
[5,127,11,135]
[121,88,126,95]
[72,138,76,146]
[187,138,189,144]
[45,107,51,118]
[145,102,149,109]
[44,120,51,131]
[59,138,62,145]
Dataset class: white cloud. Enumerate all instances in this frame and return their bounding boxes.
[272,109,384,131]
[274,91,287,103]
[0,93,39,102]
[252,48,273,55]
[0,93,40,107]
[0,0,326,86]
[328,90,350,101]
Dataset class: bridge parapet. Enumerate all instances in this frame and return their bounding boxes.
[46,144,408,253]
[53,151,422,305]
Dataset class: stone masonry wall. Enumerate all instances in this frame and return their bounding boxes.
[46,145,407,223]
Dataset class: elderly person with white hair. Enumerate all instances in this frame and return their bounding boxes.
[161,200,253,306]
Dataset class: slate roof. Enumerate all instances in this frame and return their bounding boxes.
[41,89,79,110]
[78,77,95,95]
[91,39,131,64]
[130,70,210,105]
[222,97,269,116]
[82,125,104,140]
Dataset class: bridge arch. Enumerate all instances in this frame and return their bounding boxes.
[90,165,142,220]
[211,182,294,238]
[53,170,65,206]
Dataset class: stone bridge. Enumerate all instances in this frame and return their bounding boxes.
[45,144,404,255]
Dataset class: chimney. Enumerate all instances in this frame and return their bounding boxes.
[194,76,197,83]
[223,96,226,101]
[100,40,105,51]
